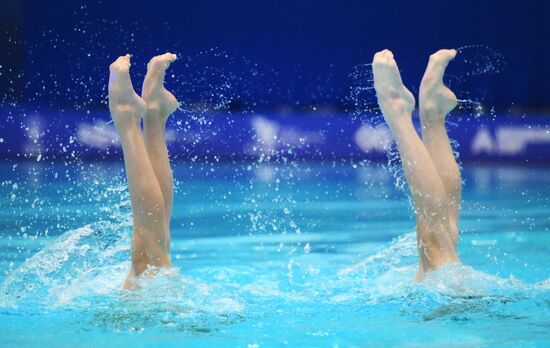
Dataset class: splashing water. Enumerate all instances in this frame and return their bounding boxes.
[454,44,507,77]
[1,162,550,346]
[345,63,382,121]
[450,45,507,118]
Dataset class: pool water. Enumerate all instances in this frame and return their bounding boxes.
[1,161,549,347]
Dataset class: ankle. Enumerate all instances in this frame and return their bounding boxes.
[115,121,142,144]
[144,108,167,124]
[143,114,167,138]
[420,118,445,131]
[112,112,140,131]
[383,111,414,131]
[420,107,445,123]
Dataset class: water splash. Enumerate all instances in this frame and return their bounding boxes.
[454,44,507,77]
[1,194,549,335]
[447,44,507,119]
[0,192,132,309]
[344,63,382,121]
[0,177,246,332]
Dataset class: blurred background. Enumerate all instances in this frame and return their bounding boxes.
[1,0,549,161]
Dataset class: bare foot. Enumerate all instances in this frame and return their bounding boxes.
[108,54,146,128]
[142,53,179,119]
[372,49,416,127]
[419,49,457,123]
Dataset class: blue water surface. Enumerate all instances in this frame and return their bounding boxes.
[0,161,549,347]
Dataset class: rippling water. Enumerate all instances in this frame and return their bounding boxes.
[1,162,549,347]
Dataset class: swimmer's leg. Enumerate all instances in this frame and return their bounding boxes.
[141,53,179,247]
[419,49,461,245]
[372,50,459,280]
[108,55,171,289]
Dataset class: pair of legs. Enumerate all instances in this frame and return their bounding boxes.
[108,53,179,289]
[108,48,460,287]
[372,49,462,281]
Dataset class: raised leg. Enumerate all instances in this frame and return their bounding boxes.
[141,53,179,246]
[371,50,460,281]
[108,55,171,289]
[419,49,461,246]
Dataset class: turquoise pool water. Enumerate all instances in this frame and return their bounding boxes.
[0,161,549,347]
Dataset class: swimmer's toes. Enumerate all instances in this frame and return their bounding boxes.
[108,55,134,94]
[373,50,390,67]
[142,53,179,114]
[431,49,456,62]
[423,49,457,85]
[420,54,458,118]
[147,53,177,74]
[110,54,131,73]
[372,50,415,117]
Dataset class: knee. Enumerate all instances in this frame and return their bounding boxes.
[137,177,164,203]
[448,217,459,246]
[135,182,165,218]
[417,218,454,250]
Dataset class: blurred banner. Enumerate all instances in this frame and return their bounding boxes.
[0,108,549,163]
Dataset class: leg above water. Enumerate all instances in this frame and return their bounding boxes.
[108,54,172,289]
[372,49,460,279]
[142,53,180,249]
[419,49,462,247]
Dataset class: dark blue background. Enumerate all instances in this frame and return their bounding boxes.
[1,0,550,112]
